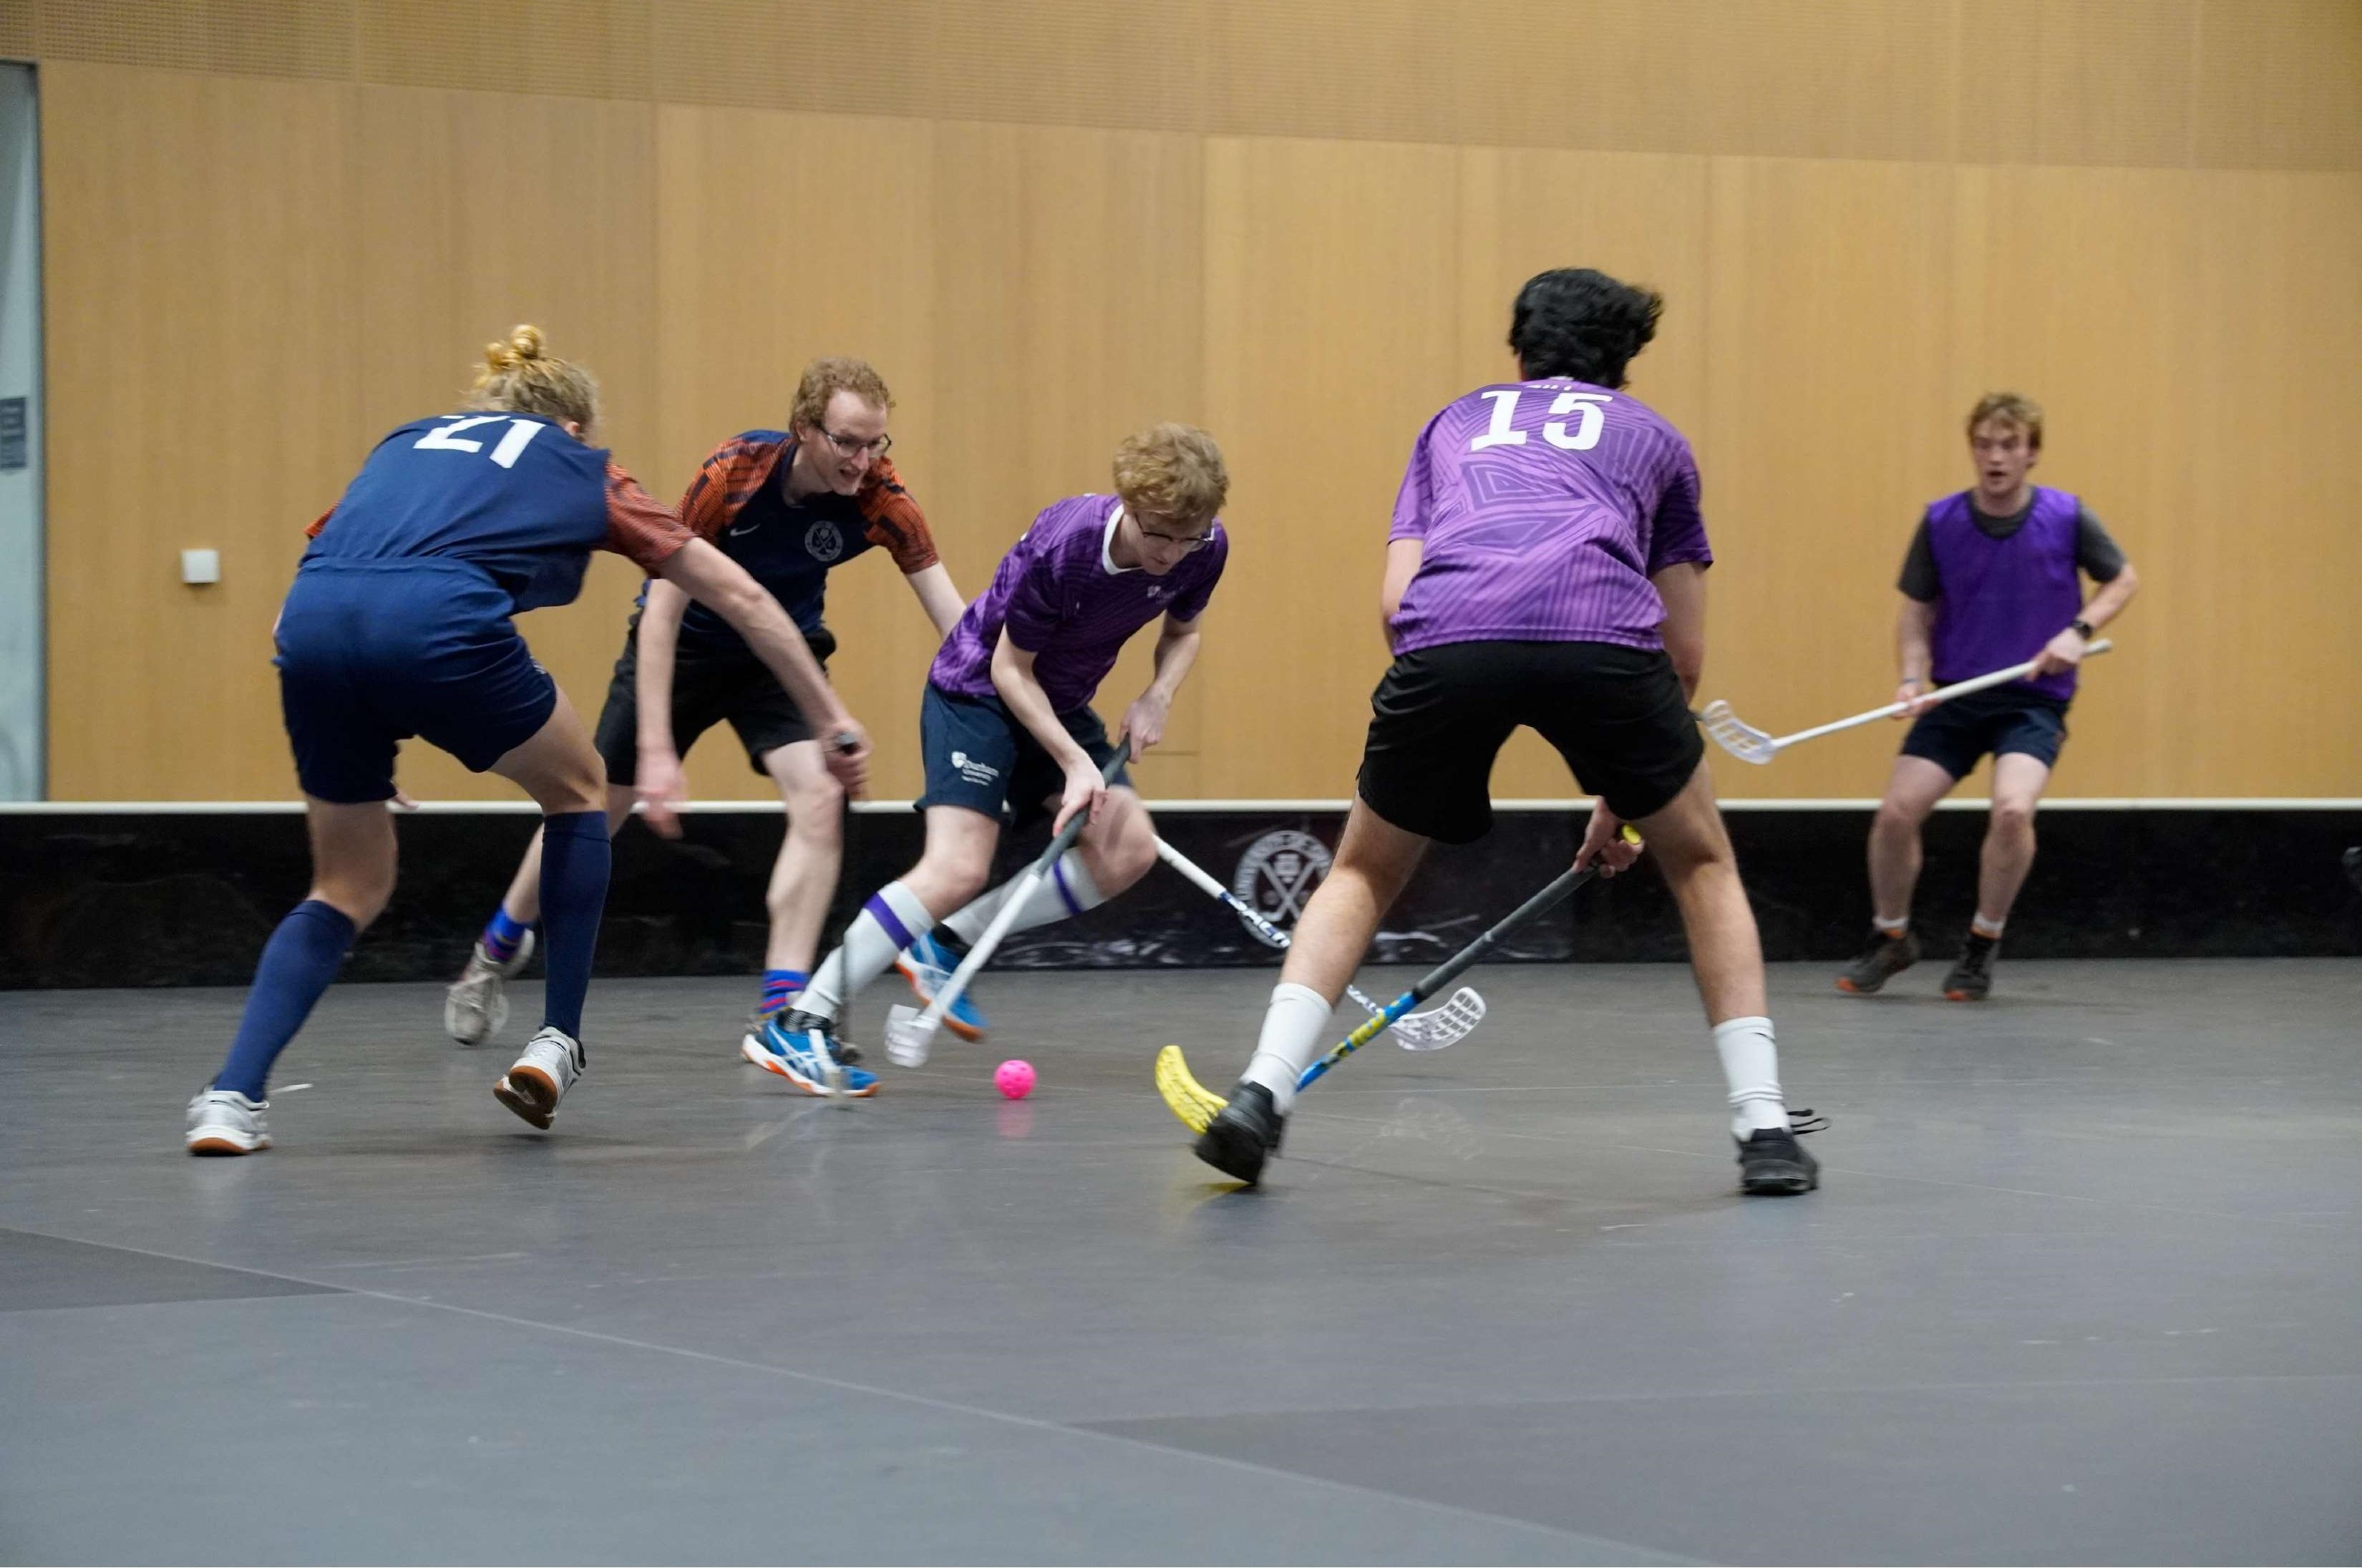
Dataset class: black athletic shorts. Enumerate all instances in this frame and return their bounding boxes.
[1356,640,1704,844]
[592,625,837,787]
[914,682,1131,832]
[1900,686,2069,780]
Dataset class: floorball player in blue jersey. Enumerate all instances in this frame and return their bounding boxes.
[184,328,870,1154]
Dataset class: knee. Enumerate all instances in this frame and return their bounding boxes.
[917,849,991,911]
[1084,814,1157,894]
[317,868,394,931]
[544,769,605,818]
[1873,799,1928,837]
[1991,798,2037,835]
[786,779,846,842]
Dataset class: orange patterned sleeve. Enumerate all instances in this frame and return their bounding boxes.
[303,507,334,538]
[603,462,696,572]
[858,457,941,573]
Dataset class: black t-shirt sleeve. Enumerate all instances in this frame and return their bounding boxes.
[2076,504,2127,582]
[1897,517,1940,601]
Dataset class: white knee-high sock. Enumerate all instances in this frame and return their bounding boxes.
[1242,982,1333,1114]
[1713,1016,1790,1137]
[800,881,935,1022]
[940,852,1104,945]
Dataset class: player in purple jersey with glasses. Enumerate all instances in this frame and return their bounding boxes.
[1837,393,2139,1002]
[759,424,1230,1091]
[1190,268,1817,1196]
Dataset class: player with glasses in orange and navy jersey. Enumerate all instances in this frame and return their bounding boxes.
[443,359,966,1089]
[761,423,1232,1090]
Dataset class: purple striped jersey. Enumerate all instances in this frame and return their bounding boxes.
[1386,379,1710,653]
[929,494,1228,714]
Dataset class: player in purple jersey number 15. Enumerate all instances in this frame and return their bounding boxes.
[1191,269,1817,1197]
[758,424,1232,1091]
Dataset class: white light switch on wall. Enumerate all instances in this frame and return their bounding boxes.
[180,548,220,585]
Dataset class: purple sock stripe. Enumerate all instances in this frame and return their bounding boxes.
[1050,857,1086,920]
[863,893,918,954]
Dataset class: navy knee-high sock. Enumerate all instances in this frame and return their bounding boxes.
[213,900,356,1099]
[538,809,611,1041]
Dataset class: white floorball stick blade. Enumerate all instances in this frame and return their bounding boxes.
[883,1003,935,1068]
[1698,699,1779,765]
[1391,986,1487,1051]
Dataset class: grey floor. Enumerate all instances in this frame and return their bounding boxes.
[3,960,2359,1566]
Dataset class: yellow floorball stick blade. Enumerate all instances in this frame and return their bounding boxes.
[1154,1045,1225,1134]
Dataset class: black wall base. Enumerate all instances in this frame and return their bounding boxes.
[4,806,2358,990]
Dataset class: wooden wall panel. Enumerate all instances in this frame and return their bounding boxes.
[1956,0,2197,171]
[653,105,938,800]
[42,62,356,799]
[1199,136,1462,799]
[1695,157,1964,801]
[351,84,657,801]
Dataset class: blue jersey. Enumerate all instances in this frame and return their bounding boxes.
[304,412,691,612]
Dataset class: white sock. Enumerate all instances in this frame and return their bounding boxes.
[800,881,935,1021]
[1242,982,1333,1114]
[1712,1015,1789,1138]
[1970,913,2006,939]
[1872,914,1910,936]
[941,852,1104,945]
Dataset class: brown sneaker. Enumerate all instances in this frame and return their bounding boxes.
[1835,927,1919,994]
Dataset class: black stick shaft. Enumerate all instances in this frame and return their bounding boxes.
[1404,862,1602,1005]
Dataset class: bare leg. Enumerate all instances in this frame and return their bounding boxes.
[760,739,846,973]
[1975,751,2051,927]
[1631,766,1764,1026]
[303,797,400,930]
[1276,799,1429,1000]
[1868,756,1958,925]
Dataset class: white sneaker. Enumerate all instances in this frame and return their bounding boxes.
[444,931,536,1047]
[492,1025,584,1130]
[186,1089,270,1155]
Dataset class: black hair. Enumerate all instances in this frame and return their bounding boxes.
[1507,268,1664,388]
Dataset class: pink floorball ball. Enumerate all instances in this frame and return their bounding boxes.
[993,1059,1036,1100]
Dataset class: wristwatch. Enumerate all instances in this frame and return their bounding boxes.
[2069,618,2095,638]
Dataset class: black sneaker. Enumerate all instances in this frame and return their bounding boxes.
[1943,932,1998,1000]
[1193,1081,1287,1184]
[1835,927,1919,994]
[1736,1125,1819,1194]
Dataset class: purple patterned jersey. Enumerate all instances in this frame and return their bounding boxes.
[1386,380,1710,653]
[929,494,1228,714]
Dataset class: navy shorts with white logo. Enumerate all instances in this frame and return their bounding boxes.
[916,682,1130,829]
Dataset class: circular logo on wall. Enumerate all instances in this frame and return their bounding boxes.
[1231,829,1333,948]
[804,520,845,563]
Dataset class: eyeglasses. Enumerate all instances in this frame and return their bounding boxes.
[815,427,892,459]
[1136,520,1215,552]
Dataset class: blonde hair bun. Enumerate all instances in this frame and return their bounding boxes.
[464,324,598,432]
[483,323,548,375]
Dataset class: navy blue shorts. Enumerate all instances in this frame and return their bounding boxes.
[1900,686,2070,781]
[916,682,1130,828]
[275,560,558,804]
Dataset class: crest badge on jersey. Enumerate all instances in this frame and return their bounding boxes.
[1231,829,1333,948]
[805,520,845,563]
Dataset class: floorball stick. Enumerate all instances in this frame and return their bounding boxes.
[883,749,1130,1068]
[1153,837,1485,1051]
[1155,828,1639,1133]
[1701,640,2113,765]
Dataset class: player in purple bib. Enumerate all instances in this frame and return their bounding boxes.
[1190,268,1817,1197]
[1838,393,2139,1001]
[762,424,1230,1084]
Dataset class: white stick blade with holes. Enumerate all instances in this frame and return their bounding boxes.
[1380,986,1486,1051]
[1698,699,1779,764]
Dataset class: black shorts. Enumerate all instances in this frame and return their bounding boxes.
[1900,686,2069,780]
[915,682,1131,831]
[1357,640,1704,844]
[592,626,836,787]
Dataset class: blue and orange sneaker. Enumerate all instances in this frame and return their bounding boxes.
[742,1010,878,1098]
[893,931,990,1042]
